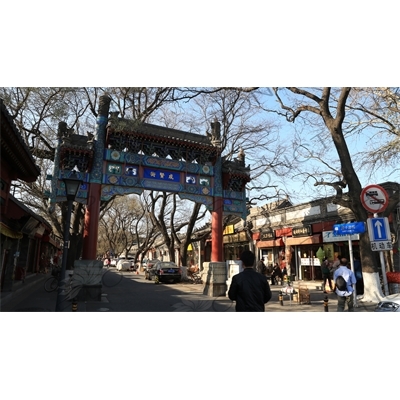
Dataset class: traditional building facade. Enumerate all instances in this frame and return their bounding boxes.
[1,99,60,292]
[250,184,399,280]
[184,183,399,281]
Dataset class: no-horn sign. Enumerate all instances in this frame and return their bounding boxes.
[360,184,389,213]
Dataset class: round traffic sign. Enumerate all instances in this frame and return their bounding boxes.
[360,184,389,213]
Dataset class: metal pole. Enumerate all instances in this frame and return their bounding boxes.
[374,213,389,296]
[380,251,389,296]
[348,235,357,307]
[56,199,73,311]
[198,241,202,271]
[298,250,302,280]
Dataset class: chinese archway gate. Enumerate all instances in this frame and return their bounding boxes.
[49,95,251,296]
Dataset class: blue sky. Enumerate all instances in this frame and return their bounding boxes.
[247,89,400,205]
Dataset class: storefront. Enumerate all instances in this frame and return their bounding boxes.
[223,230,249,261]
[322,230,360,262]
[256,229,283,268]
[286,225,323,280]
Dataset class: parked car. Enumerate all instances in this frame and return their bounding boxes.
[116,256,136,271]
[375,294,400,312]
[144,261,181,284]
[144,258,160,271]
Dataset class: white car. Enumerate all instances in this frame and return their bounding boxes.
[116,257,135,271]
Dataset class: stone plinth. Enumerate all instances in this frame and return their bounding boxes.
[202,262,227,297]
[73,259,103,301]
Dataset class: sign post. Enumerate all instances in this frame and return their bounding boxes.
[333,222,366,307]
[367,216,392,296]
[361,184,390,297]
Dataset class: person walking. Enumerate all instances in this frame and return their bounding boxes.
[321,257,334,293]
[270,263,283,285]
[333,258,357,312]
[228,250,272,312]
[256,258,266,274]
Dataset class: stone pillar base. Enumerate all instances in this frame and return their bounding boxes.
[73,259,103,301]
[202,262,227,297]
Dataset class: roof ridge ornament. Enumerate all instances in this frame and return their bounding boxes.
[206,117,221,148]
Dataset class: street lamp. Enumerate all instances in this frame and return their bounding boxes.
[55,171,82,311]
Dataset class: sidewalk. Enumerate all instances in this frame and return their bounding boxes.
[263,281,377,312]
[0,272,51,311]
[0,271,378,312]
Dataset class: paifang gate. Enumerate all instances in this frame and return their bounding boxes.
[48,96,251,295]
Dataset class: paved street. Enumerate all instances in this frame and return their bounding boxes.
[0,268,378,312]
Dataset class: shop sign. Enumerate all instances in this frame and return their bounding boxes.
[260,230,275,240]
[223,231,248,243]
[292,225,312,237]
[223,225,234,235]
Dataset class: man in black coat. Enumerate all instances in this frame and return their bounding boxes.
[228,250,272,312]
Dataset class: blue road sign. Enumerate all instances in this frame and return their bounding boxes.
[333,222,366,236]
[367,217,390,241]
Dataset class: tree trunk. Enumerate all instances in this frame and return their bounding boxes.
[180,243,188,267]
[362,272,384,302]
[325,111,385,302]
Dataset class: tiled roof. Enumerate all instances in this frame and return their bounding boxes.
[0,98,41,180]
[108,118,217,149]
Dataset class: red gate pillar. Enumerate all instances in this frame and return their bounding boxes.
[82,184,101,260]
[82,95,111,260]
[211,196,224,262]
[203,195,226,297]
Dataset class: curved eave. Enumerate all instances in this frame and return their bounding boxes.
[107,119,221,155]
[1,100,41,181]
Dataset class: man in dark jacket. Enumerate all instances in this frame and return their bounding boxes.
[228,250,272,312]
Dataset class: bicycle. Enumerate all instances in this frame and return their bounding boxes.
[44,269,74,293]
[187,269,203,284]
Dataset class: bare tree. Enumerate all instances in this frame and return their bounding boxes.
[145,192,206,265]
[346,87,400,174]
[0,87,187,267]
[97,194,161,263]
[265,87,400,302]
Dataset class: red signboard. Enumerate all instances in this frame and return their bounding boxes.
[275,227,292,237]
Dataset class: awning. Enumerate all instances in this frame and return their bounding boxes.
[0,222,23,239]
[286,234,322,245]
[257,238,284,248]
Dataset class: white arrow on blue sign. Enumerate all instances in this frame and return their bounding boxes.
[367,217,390,241]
